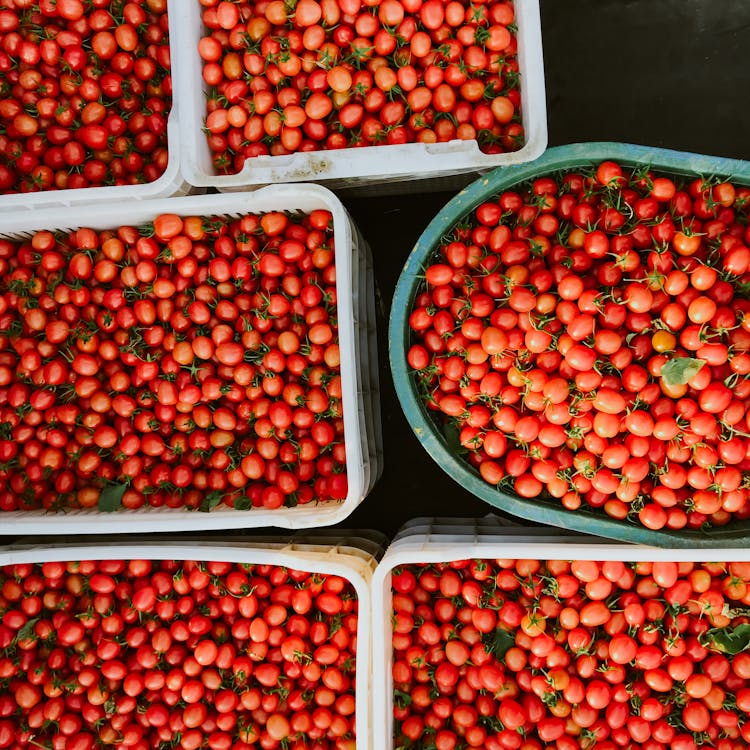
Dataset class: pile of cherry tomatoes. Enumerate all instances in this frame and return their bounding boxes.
[391,556,750,750]
[0,557,359,750]
[0,0,172,194]
[197,0,523,173]
[0,208,348,513]
[407,160,750,531]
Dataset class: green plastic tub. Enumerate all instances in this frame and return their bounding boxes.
[389,142,750,548]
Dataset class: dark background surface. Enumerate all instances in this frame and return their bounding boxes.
[339,0,750,537]
[4,0,750,544]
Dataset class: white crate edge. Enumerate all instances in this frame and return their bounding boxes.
[174,0,547,189]
[354,224,383,490]
[0,0,190,213]
[371,526,750,750]
[0,186,367,532]
[351,223,373,497]
[0,540,374,750]
[361,234,384,482]
[347,210,380,496]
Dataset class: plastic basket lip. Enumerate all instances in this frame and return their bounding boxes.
[0,185,371,533]
[175,0,547,189]
[0,541,372,575]
[389,141,750,549]
[377,538,750,570]
[0,540,379,583]
[373,528,750,595]
[0,0,186,212]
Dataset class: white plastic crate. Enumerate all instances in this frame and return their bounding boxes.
[0,0,191,213]
[173,0,547,193]
[371,520,750,750]
[0,535,381,750]
[0,186,381,532]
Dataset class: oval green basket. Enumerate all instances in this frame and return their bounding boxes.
[390,142,750,548]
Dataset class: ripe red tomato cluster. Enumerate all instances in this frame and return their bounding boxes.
[0,557,359,750]
[0,0,171,194]
[198,0,523,173]
[407,161,750,531]
[0,208,348,512]
[391,556,750,750]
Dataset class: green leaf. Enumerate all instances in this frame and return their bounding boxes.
[394,689,412,708]
[233,496,252,511]
[98,484,127,513]
[199,491,226,513]
[661,357,705,386]
[15,617,40,644]
[703,623,750,654]
[483,627,515,660]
